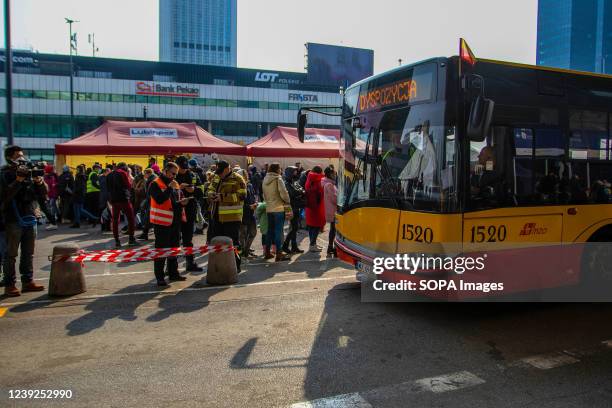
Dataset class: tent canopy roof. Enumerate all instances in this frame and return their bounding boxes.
[246,127,340,158]
[55,120,246,156]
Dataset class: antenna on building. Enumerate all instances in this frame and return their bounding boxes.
[88,33,99,57]
[398,58,403,66]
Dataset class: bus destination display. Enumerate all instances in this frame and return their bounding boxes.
[358,72,433,113]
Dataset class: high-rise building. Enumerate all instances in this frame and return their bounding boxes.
[159,0,237,67]
[537,0,612,73]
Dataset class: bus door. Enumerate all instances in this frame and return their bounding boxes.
[463,126,565,294]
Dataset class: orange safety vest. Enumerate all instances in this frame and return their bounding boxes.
[149,178,174,226]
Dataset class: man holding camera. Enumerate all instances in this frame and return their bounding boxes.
[0,146,46,296]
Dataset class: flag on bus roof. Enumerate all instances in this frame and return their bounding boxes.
[460,38,476,66]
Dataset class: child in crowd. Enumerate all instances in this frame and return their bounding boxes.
[255,201,268,257]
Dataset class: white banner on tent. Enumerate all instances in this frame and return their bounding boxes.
[304,134,337,143]
[129,128,178,138]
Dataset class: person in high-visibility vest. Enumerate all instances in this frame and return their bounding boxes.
[149,162,190,287]
[207,160,246,271]
[85,163,102,223]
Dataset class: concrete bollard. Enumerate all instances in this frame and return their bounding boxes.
[207,236,238,285]
[49,244,87,297]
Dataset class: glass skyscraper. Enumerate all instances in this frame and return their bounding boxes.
[159,0,237,67]
[537,0,612,73]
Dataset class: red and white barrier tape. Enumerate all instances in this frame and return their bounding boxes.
[55,244,235,263]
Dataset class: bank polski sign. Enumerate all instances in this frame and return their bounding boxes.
[304,133,337,143]
[130,128,178,138]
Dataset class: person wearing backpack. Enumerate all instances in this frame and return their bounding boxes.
[282,166,306,254]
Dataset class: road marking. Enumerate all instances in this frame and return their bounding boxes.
[291,393,372,408]
[0,307,7,317]
[521,352,580,369]
[290,370,485,407]
[414,371,486,393]
[0,275,356,307]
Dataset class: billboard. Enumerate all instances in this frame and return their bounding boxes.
[307,43,374,87]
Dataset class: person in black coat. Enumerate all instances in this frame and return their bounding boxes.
[0,145,47,296]
[57,165,75,223]
[71,165,97,228]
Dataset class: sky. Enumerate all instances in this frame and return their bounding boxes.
[0,0,538,74]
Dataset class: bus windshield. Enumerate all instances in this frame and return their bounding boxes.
[339,61,458,213]
[343,107,457,212]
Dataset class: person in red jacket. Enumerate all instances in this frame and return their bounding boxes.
[305,166,325,252]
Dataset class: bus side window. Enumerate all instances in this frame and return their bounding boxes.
[470,126,515,209]
[589,163,612,203]
[568,162,589,204]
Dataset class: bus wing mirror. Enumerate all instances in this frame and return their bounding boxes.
[298,112,308,143]
[467,96,494,142]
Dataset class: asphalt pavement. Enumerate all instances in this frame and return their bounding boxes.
[1,225,612,407]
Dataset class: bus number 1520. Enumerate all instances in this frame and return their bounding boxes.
[401,224,433,243]
[470,225,507,243]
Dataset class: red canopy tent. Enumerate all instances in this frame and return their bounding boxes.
[56,120,246,155]
[246,127,340,158]
[55,120,246,169]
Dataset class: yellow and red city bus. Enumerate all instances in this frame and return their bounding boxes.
[300,41,612,300]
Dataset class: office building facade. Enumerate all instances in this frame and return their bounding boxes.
[537,0,612,73]
[159,0,237,67]
[0,51,341,161]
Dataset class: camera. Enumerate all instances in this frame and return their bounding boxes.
[14,159,44,179]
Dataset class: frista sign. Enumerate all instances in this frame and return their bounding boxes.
[135,81,200,97]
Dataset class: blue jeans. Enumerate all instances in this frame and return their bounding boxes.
[4,223,36,286]
[265,212,285,252]
[73,202,96,223]
[49,198,60,221]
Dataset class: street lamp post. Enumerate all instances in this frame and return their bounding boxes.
[4,0,14,146]
[65,18,78,138]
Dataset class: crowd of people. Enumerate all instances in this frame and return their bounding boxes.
[0,144,339,294]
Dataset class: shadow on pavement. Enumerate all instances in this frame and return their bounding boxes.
[145,281,226,322]
[65,282,161,336]
[7,294,61,313]
[230,337,308,369]
[298,284,612,402]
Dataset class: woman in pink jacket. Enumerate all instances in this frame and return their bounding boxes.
[321,166,338,255]
[305,166,325,252]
